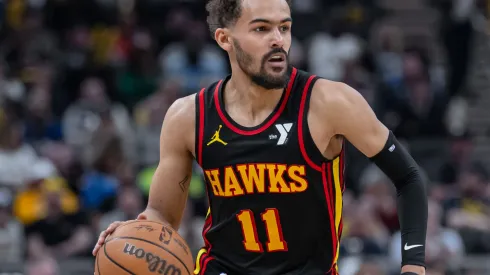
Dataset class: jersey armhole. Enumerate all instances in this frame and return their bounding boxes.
[195,88,206,167]
[297,75,330,172]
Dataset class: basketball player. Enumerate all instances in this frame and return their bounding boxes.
[93,0,428,274]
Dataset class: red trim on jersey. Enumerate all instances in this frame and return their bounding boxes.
[201,256,213,274]
[339,144,345,191]
[327,166,335,212]
[197,213,214,274]
[322,162,338,272]
[197,88,205,166]
[199,217,214,274]
[298,75,321,172]
[202,215,212,247]
[199,253,207,273]
[199,175,214,274]
[214,68,298,135]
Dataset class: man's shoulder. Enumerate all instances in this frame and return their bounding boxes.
[165,94,197,126]
[166,82,222,126]
[309,79,360,114]
[161,93,200,153]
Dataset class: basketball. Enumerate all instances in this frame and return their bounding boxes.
[95,220,194,275]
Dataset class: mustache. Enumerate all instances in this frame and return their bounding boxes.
[263,48,288,61]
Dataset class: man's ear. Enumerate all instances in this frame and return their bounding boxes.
[215,28,232,52]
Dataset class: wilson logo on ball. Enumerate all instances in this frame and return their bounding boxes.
[123,242,181,275]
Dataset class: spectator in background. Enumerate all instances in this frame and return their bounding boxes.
[62,24,92,73]
[57,24,93,109]
[39,141,83,193]
[342,0,379,39]
[159,7,193,45]
[5,8,58,71]
[0,188,24,263]
[340,191,390,257]
[0,62,26,105]
[97,186,143,233]
[13,159,79,226]
[110,14,137,68]
[432,0,475,97]
[159,20,227,95]
[439,133,473,185]
[23,76,63,144]
[133,79,179,167]
[378,48,448,139]
[25,179,93,259]
[444,162,490,254]
[358,164,399,234]
[79,135,122,212]
[0,108,41,188]
[308,14,363,81]
[342,59,376,107]
[116,29,159,108]
[373,25,404,89]
[390,200,465,271]
[62,76,136,166]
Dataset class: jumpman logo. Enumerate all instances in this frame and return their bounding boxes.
[207,125,228,146]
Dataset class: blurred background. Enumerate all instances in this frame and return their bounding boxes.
[0,0,489,274]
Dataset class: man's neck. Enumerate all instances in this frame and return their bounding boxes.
[225,69,284,118]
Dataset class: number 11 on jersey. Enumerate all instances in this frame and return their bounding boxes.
[236,208,288,252]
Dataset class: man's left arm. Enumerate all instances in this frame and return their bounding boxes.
[313,80,428,274]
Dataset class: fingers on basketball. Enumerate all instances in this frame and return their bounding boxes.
[93,221,125,255]
[95,220,193,275]
[104,221,126,240]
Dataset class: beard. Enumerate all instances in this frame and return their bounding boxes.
[233,40,291,90]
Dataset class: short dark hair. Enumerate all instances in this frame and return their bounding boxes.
[205,0,292,37]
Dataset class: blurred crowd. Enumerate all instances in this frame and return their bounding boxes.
[0,0,489,275]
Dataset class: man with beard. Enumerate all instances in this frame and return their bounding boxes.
[93,1,428,274]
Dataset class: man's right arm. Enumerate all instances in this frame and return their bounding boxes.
[93,95,196,256]
[137,95,196,229]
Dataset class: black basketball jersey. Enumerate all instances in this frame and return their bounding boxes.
[193,68,345,275]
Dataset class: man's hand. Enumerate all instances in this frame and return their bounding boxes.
[92,221,126,256]
[401,265,425,275]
